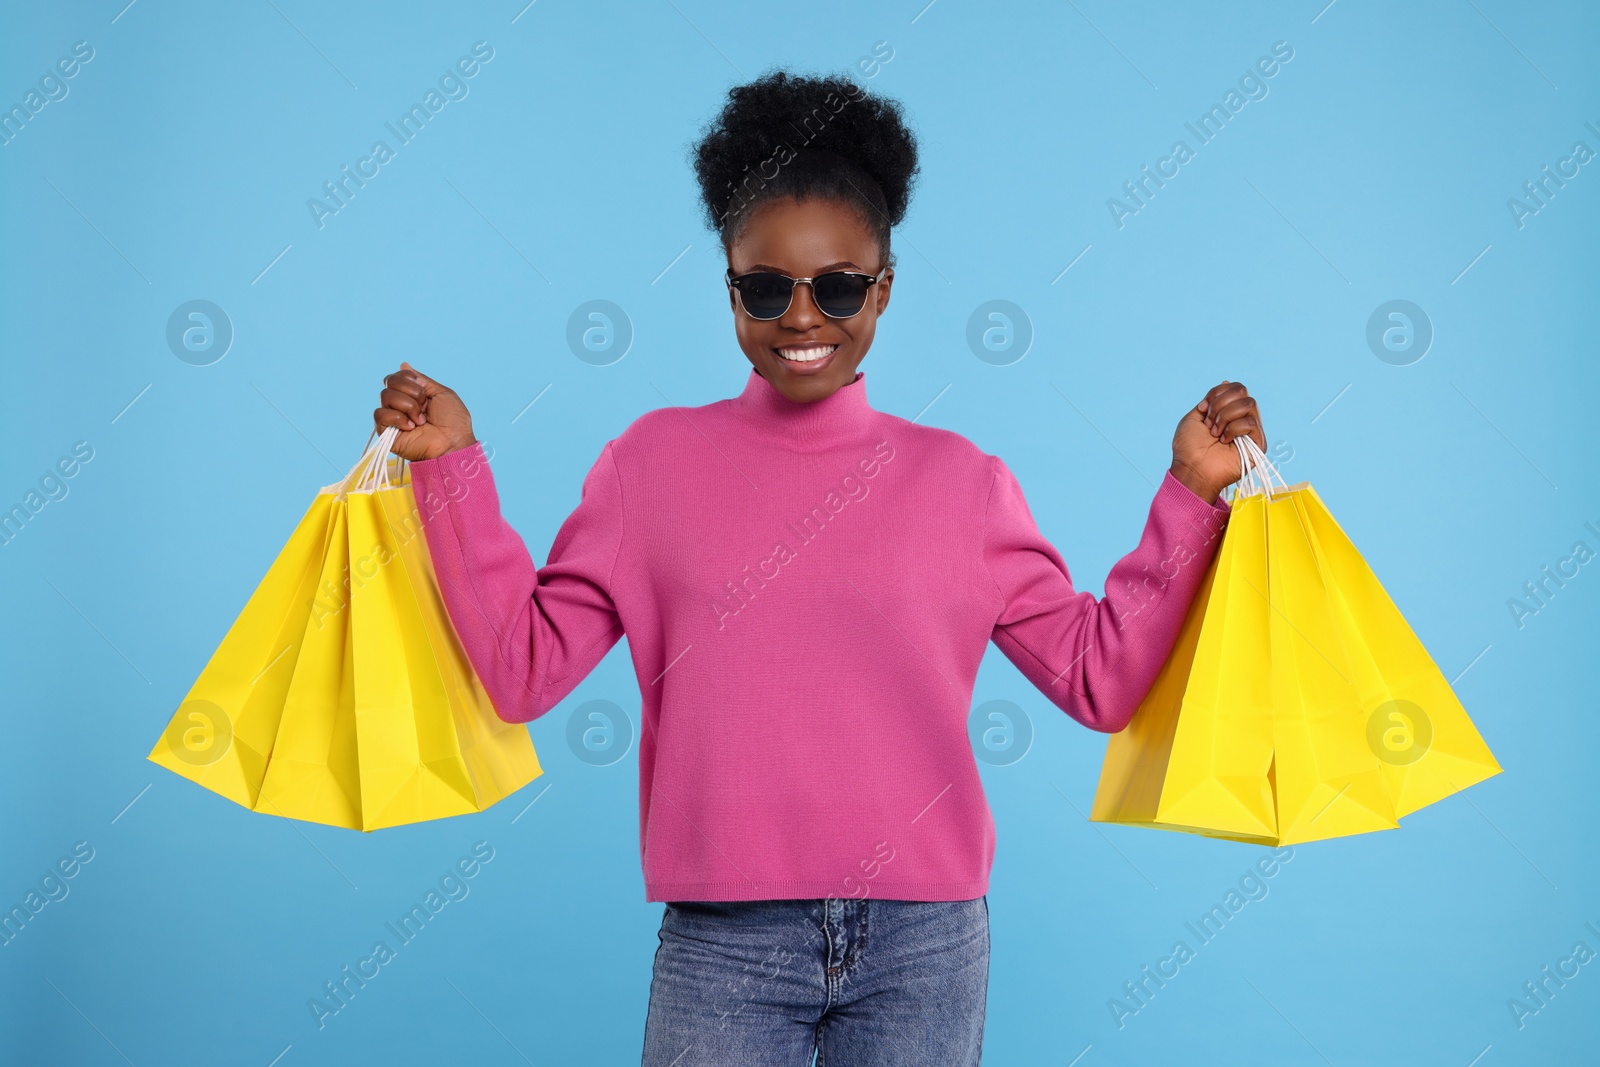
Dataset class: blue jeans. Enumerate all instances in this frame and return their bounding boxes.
[641,896,989,1066]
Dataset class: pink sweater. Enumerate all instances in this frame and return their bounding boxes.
[408,368,1231,902]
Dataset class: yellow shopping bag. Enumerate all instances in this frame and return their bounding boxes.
[254,494,362,827]
[1262,486,1400,844]
[1091,437,1500,844]
[1292,486,1501,818]
[346,459,545,829]
[146,493,338,812]
[150,427,543,830]
[1089,490,1277,843]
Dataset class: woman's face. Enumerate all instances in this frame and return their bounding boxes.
[726,196,893,404]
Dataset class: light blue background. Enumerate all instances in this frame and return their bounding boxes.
[3,1,1596,1063]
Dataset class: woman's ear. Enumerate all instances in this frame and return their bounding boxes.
[875,267,894,315]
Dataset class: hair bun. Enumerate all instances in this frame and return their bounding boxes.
[690,70,920,257]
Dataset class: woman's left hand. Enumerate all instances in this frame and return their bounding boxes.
[1169,380,1266,503]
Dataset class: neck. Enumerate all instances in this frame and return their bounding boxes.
[732,367,874,449]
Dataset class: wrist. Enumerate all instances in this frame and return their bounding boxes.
[423,433,478,461]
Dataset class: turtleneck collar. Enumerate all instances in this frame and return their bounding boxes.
[731,367,875,448]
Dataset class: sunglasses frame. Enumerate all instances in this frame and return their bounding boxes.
[725,265,890,321]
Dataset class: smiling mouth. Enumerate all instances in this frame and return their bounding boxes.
[775,344,838,364]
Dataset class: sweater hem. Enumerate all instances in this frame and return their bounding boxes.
[644,877,990,903]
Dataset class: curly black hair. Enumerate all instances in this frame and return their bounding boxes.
[690,70,920,265]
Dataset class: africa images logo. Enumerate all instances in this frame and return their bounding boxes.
[306,42,495,230]
[1107,40,1295,230]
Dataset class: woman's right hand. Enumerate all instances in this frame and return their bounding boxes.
[376,362,478,461]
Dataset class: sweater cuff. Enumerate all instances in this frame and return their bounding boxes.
[410,440,487,484]
[408,441,496,519]
[1157,468,1232,525]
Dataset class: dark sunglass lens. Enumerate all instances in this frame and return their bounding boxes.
[813,273,872,318]
[738,274,793,319]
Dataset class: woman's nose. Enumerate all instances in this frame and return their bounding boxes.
[779,280,825,327]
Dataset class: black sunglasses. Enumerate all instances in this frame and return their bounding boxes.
[726,265,889,321]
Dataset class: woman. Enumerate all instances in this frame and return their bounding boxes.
[375,70,1262,1067]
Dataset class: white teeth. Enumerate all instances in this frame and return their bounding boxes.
[777,345,837,363]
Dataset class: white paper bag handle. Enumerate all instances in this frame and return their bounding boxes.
[1230,435,1287,502]
[332,425,404,498]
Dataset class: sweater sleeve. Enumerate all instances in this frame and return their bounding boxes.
[408,440,626,724]
[981,456,1231,733]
